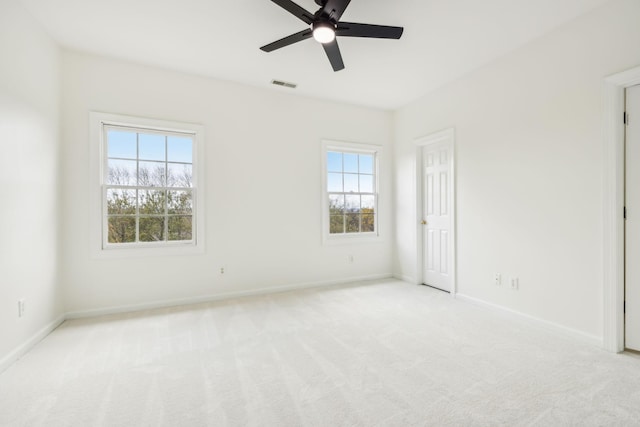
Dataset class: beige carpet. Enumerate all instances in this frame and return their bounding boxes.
[1,279,640,426]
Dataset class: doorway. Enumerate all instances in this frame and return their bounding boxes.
[602,65,640,353]
[415,129,456,293]
[626,84,640,351]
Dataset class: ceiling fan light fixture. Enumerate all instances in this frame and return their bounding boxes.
[312,21,336,44]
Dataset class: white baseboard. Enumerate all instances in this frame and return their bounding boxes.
[0,315,65,375]
[393,273,416,284]
[66,273,394,319]
[455,293,603,347]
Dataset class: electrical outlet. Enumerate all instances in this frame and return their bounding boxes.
[220,267,225,275]
[510,277,519,290]
[348,255,354,264]
[494,273,502,286]
[18,299,25,318]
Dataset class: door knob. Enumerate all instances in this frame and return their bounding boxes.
[421,220,427,225]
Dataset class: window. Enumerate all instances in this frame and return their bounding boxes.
[90,113,205,256]
[322,141,380,242]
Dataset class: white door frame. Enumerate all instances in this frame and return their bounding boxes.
[603,65,640,352]
[414,128,456,295]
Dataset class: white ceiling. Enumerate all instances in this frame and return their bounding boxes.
[20,0,609,110]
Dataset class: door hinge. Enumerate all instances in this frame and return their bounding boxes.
[624,206,627,219]
[624,112,628,125]
[624,301,626,313]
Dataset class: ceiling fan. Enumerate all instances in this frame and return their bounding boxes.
[260,0,404,72]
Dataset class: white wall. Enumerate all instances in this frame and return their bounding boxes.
[394,0,640,339]
[60,52,393,314]
[5,0,631,361]
[0,1,62,365]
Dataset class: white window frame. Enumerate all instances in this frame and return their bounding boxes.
[321,140,382,245]
[90,112,205,258]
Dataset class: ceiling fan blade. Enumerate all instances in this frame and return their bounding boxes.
[322,0,351,22]
[271,0,315,24]
[322,39,345,72]
[337,22,404,39]
[260,29,313,52]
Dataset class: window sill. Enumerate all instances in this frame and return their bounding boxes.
[92,242,204,259]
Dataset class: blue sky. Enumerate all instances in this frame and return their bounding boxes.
[107,129,193,163]
[327,151,373,174]
[327,151,374,193]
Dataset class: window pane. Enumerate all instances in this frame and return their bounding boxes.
[346,213,360,233]
[361,195,375,211]
[168,215,193,241]
[344,153,358,173]
[344,174,358,192]
[359,175,374,193]
[108,216,136,243]
[324,148,378,238]
[99,117,202,249]
[328,173,343,192]
[168,190,192,214]
[359,154,374,174]
[330,215,344,234]
[139,216,165,242]
[167,136,193,163]
[167,163,193,187]
[107,189,136,215]
[329,194,344,214]
[139,133,165,161]
[345,195,360,213]
[107,159,136,186]
[139,190,166,215]
[107,130,136,159]
[362,214,375,232]
[327,151,342,172]
[138,161,166,187]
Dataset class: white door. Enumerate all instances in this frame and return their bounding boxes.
[626,84,640,351]
[422,142,453,292]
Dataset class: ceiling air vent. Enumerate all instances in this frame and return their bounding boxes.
[271,79,297,89]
